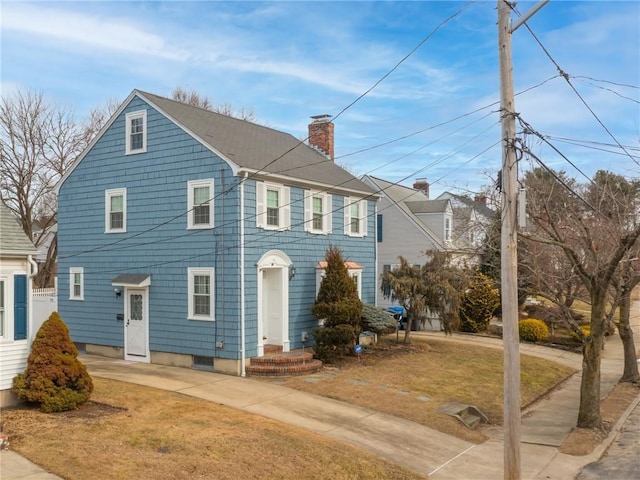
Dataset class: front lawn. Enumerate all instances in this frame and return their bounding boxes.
[273,336,577,443]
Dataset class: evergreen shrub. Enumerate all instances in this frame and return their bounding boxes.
[361,304,397,334]
[312,246,363,363]
[13,312,93,412]
[459,272,500,333]
[518,318,550,342]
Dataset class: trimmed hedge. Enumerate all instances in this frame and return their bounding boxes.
[518,318,549,342]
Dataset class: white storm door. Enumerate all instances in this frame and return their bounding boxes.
[263,269,283,345]
[126,288,148,357]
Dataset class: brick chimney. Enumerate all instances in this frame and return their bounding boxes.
[308,114,334,161]
[413,178,430,199]
[474,194,487,205]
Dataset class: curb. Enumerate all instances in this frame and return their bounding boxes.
[583,388,640,463]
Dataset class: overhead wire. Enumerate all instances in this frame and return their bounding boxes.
[59,0,476,261]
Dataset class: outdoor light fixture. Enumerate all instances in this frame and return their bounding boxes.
[289,265,297,280]
[114,288,121,297]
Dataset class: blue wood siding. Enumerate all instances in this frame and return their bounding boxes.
[243,181,376,354]
[14,275,27,340]
[58,97,241,359]
[58,94,376,363]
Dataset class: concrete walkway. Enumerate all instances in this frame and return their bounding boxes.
[2,321,638,479]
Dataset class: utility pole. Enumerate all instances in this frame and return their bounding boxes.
[498,2,548,479]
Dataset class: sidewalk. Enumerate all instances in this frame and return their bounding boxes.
[2,329,638,479]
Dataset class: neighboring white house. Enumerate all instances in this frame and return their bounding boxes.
[0,203,39,407]
[360,176,450,310]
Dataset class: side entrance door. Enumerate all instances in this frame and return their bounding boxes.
[125,288,148,360]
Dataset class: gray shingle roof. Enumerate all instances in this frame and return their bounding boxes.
[361,175,445,248]
[0,203,38,256]
[136,91,375,196]
[406,199,450,214]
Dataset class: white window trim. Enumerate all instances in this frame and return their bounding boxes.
[69,267,84,301]
[256,181,290,231]
[304,190,332,234]
[0,277,6,339]
[445,216,452,242]
[125,110,147,155]
[105,188,127,233]
[188,268,215,321]
[187,179,215,229]
[350,269,363,299]
[344,197,368,238]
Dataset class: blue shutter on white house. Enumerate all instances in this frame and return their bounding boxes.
[256,182,265,228]
[14,274,27,340]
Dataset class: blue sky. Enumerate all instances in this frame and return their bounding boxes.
[2,0,638,198]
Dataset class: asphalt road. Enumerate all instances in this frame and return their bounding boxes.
[576,399,640,480]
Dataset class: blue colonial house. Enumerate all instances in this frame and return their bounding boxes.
[56,90,377,375]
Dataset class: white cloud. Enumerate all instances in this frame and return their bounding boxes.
[1,3,189,60]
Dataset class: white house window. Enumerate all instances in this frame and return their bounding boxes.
[70,267,84,301]
[0,279,5,338]
[344,197,367,237]
[445,217,451,242]
[351,270,362,299]
[125,110,147,155]
[256,182,290,231]
[188,179,214,229]
[105,188,127,233]
[188,268,214,321]
[266,189,279,226]
[304,191,332,234]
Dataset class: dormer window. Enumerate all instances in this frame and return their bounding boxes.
[125,110,147,155]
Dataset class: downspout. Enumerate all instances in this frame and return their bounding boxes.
[27,255,38,343]
[240,173,247,377]
[27,255,39,279]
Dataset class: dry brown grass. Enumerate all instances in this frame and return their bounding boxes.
[272,336,577,444]
[560,382,640,456]
[2,378,426,480]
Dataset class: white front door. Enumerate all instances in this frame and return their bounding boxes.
[262,268,283,345]
[125,288,148,360]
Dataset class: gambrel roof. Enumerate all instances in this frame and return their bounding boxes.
[0,203,38,256]
[58,89,375,197]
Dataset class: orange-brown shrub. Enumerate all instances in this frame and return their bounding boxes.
[13,312,93,412]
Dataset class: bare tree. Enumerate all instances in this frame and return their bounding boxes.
[381,250,470,343]
[523,167,640,429]
[0,90,93,286]
[172,86,256,122]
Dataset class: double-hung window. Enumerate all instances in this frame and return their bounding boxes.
[69,268,84,301]
[344,197,367,237]
[125,111,147,155]
[304,191,332,234]
[105,188,127,233]
[188,179,214,229]
[188,268,214,321]
[256,182,290,230]
[445,217,451,242]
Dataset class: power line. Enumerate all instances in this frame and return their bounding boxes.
[521,22,640,168]
[59,2,476,260]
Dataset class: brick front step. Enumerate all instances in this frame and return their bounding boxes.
[246,349,322,377]
[246,359,323,377]
[250,350,314,365]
